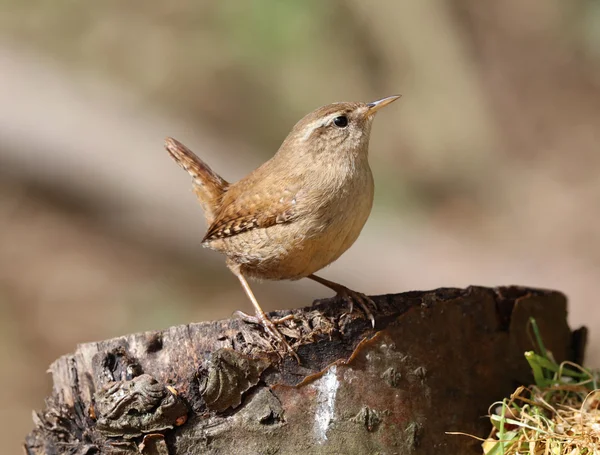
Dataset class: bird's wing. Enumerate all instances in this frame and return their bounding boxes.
[202,184,300,242]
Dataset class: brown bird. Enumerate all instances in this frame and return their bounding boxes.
[165,95,400,357]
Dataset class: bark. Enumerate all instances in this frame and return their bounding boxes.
[24,286,585,455]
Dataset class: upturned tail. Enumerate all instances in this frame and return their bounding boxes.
[165,137,228,225]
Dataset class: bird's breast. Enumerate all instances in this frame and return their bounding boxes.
[230,164,375,280]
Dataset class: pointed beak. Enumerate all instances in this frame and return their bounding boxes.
[366,95,401,115]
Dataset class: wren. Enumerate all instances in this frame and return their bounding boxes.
[165,95,400,358]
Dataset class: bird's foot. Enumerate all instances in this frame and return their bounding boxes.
[307,274,377,328]
[335,287,377,328]
[235,310,300,363]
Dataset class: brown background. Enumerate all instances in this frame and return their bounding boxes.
[2,1,600,453]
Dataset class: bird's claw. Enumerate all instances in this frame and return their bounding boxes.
[235,311,300,363]
[336,289,377,328]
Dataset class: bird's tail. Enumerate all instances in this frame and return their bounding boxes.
[165,137,228,225]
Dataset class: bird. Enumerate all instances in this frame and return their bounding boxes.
[165,95,400,358]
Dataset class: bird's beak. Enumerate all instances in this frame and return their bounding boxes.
[366,95,401,115]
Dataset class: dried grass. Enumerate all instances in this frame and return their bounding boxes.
[453,319,600,455]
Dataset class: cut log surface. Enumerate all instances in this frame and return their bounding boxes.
[24,286,584,455]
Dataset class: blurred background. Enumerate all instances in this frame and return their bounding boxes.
[2,0,600,451]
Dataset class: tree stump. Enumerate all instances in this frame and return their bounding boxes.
[24,286,584,454]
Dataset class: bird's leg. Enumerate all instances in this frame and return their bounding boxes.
[230,267,299,362]
[307,274,377,327]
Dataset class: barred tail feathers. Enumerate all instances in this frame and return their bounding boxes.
[165,137,228,225]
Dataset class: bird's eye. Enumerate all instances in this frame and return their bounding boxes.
[333,115,349,128]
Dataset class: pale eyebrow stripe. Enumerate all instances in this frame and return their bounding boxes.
[301,113,342,141]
